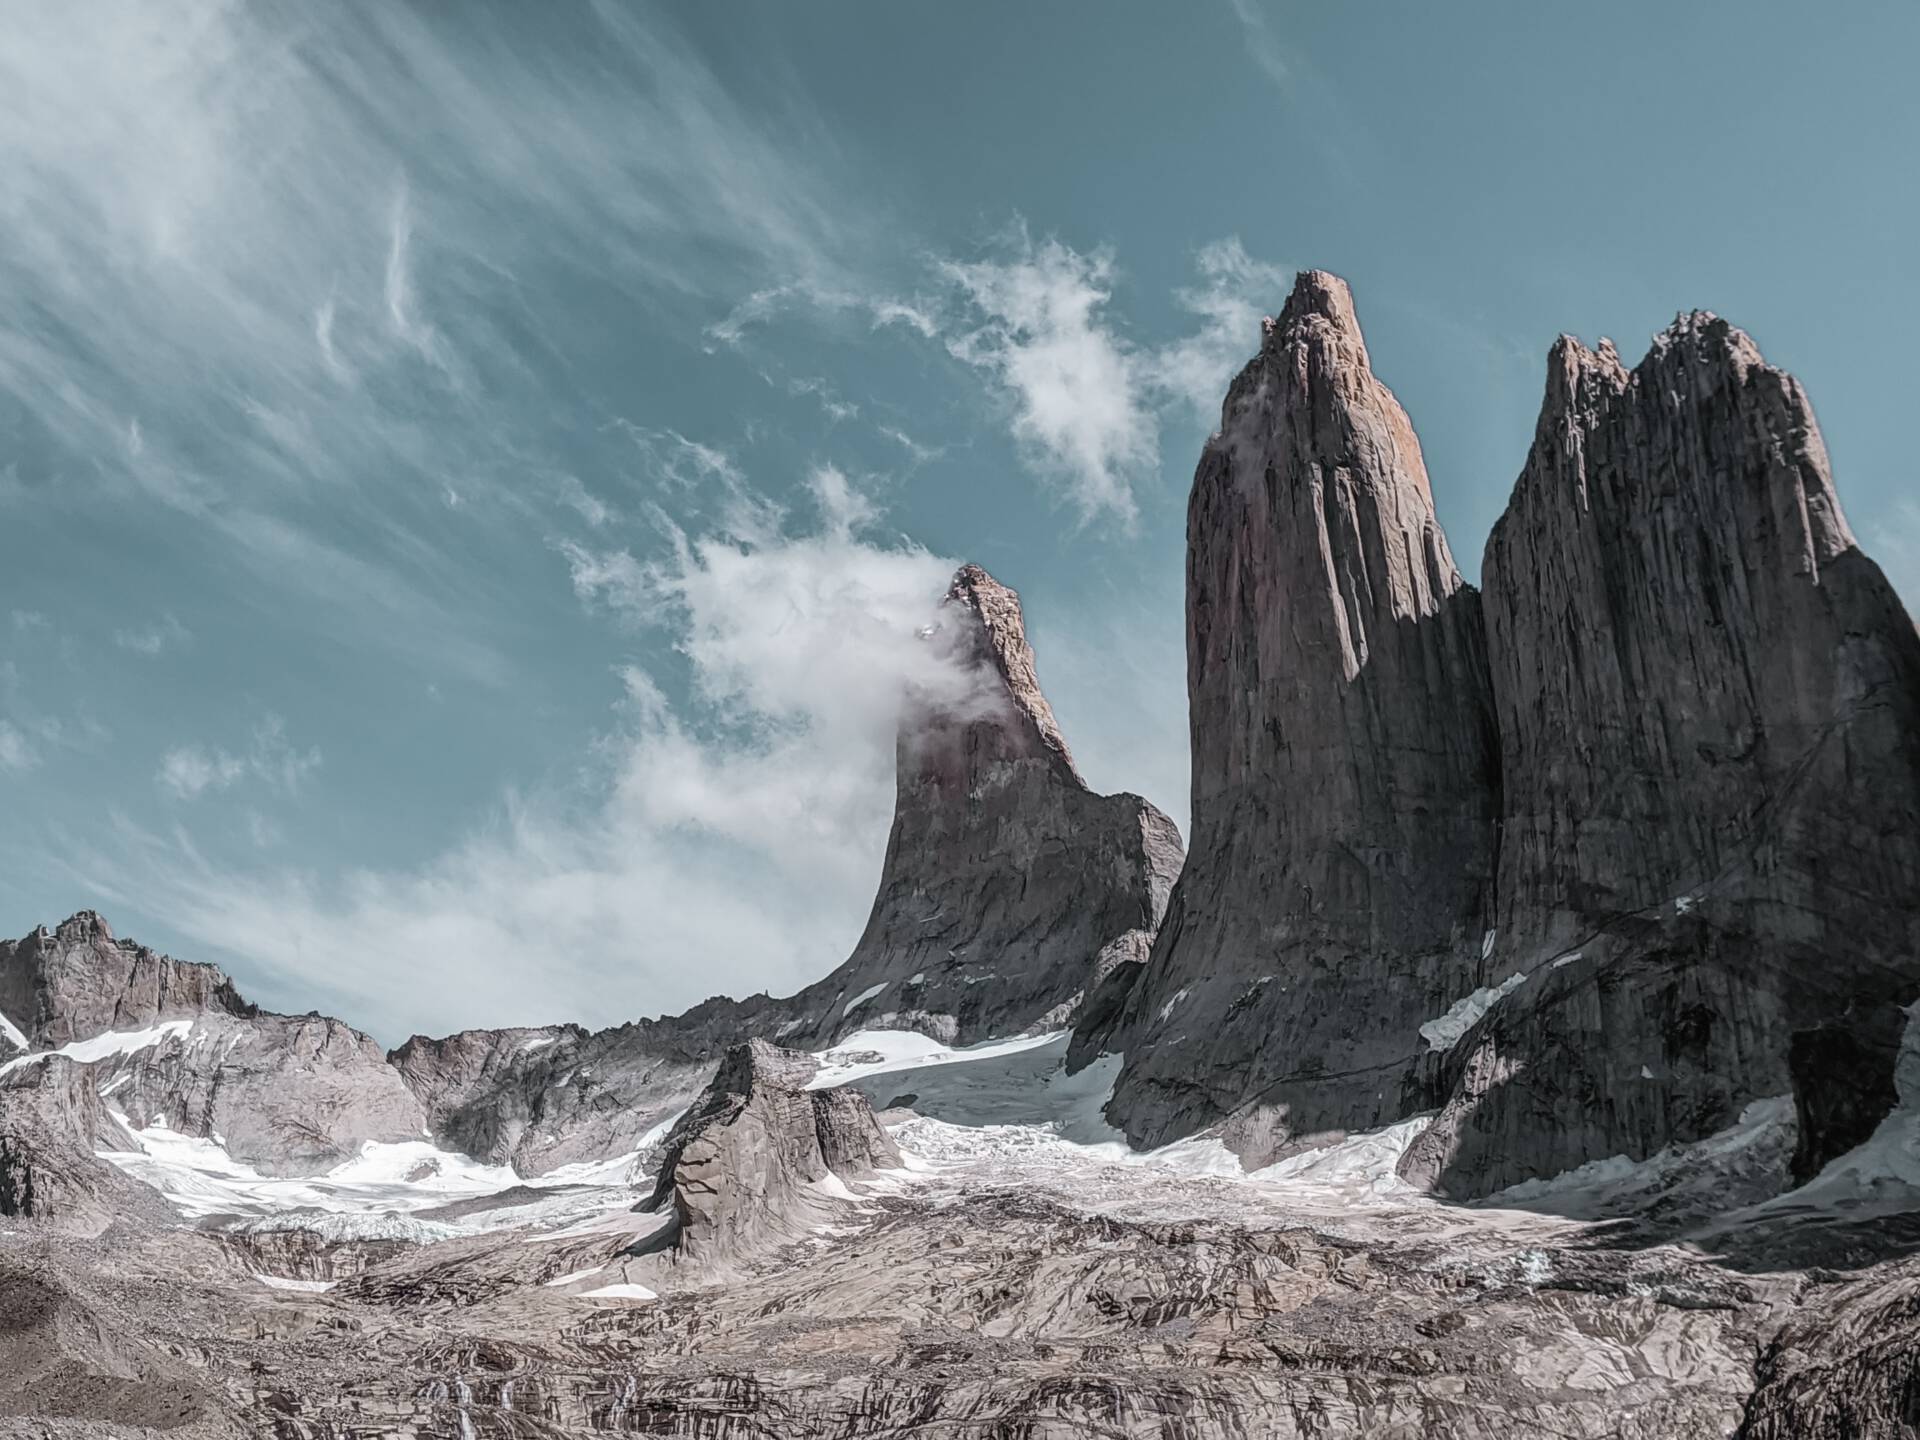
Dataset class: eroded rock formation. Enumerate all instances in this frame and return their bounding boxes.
[1089,277,1920,1204]
[644,1038,898,1269]
[781,563,1184,1048]
[0,912,253,1050]
[1090,271,1499,1156]
[1407,313,1920,1195]
[0,1057,164,1233]
[0,914,427,1177]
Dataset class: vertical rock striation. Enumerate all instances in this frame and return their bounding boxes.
[644,1038,899,1270]
[1405,314,1920,1194]
[1091,271,1499,1156]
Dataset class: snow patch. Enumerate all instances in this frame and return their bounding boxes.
[841,982,888,1017]
[542,1265,606,1288]
[0,1008,26,1052]
[807,1028,1066,1091]
[1156,987,1189,1024]
[580,1282,658,1301]
[253,1273,335,1294]
[0,1019,194,1078]
[1420,974,1526,1052]
[1481,929,1497,960]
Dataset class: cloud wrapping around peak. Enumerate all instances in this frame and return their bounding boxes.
[1156,237,1294,418]
[90,485,1000,1040]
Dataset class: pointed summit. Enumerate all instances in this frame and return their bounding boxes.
[914,561,1079,784]
[783,563,1184,1048]
[1089,272,1499,1159]
[1268,268,1369,365]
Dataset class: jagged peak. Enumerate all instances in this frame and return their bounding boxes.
[1641,308,1768,378]
[920,563,1081,785]
[1261,268,1370,372]
[45,912,114,944]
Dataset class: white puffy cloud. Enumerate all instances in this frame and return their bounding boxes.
[936,228,1287,523]
[942,231,1154,526]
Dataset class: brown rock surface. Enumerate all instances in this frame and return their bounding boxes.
[1091,271,1499,1155]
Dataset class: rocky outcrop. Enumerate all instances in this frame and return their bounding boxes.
[105,1012,428,1176]
[780,564,1184,1048]
[1408,313,1920,1196]
[1088,272,1499,1155]
[0,1057,165,1234]
[0,912,253,1049]
[644,1038,898,1269]
[390,995,779,1176]
[1737,1256,1920,1438]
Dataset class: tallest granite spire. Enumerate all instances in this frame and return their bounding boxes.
[1091,270,1500,1154]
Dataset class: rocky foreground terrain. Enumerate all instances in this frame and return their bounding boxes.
[4,273,1920,1437]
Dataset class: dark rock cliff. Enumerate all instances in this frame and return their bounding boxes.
[1089,271,1499,1156]
[781,563,1184,1048]
[1404,313,1920,1195]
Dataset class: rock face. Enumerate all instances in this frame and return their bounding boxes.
[644,1038,899,1269]
[0,912,253,1049]
[782,564,1184,1048]
[106,1012,428,1176]
[0,1057,164,1234]
[1089,278,1920,1201]
[1090,272,1499,1154]
[1407,314,1920,1196]
[389,996,779,1177]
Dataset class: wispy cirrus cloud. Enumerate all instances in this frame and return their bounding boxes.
[114,614,190,657]
[157,717,321,801]
[0,0,904,694]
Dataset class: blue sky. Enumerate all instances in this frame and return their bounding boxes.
[3,1,1916,1042]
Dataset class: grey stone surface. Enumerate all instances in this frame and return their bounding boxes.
[0,914,427,1177]
[644,1038,896,1270]
[0,1058,166,1235]
[1089,271,1499,1155]
[105,1012,428,1177]
[778,563,1185,1049]
[0,913,252,1050]
[1409,313,1920,1196]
